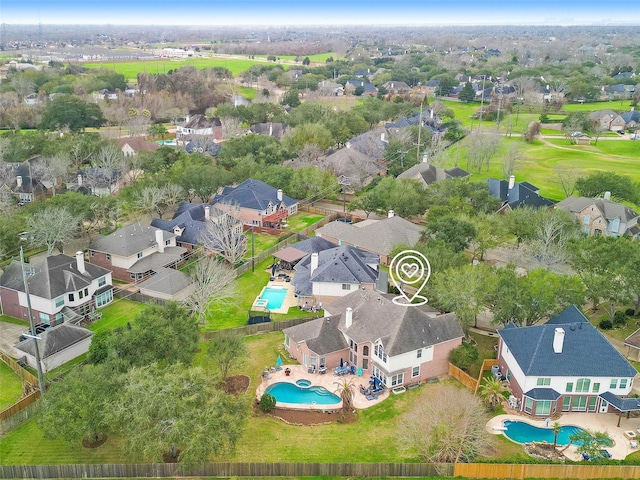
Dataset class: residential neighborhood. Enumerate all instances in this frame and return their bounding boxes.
[1,14,640,478]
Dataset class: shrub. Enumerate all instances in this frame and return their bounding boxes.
[259,393,276,412]
[625,308,635,317]
[613,311,628,327]
[599,319,613,330]
[449,342,479,371]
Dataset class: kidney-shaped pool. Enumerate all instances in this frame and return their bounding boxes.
[265,382,341,406]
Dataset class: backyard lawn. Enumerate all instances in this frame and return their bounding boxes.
[87,299,148,333]
[0,361,23,410]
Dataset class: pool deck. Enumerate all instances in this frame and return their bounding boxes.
[487,413,640,460]
[256,364,389,411]
[252,274,298,315]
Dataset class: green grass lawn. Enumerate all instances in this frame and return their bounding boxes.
[0,361,24,410]
[87,299,147,333]
[286,212,325,231]
[0,315,29,327]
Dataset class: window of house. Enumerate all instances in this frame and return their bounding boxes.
[130,273,136,280]
[84,288,89,296]
[68,293,74,302]
[612,218,620,232]
[583,214,590,224]
[98,276,106,287]
[362,358,368,370]
[106,254,111,261]
[137,252,143,259]
[417,349,422,358]
[284,335,289,347]
[90,250,95,257]
[524,397,533,414]
[391,373,404,387]
[341,284,351,290]
[412,366,420,378]
[566,382,573,392]
[571,396,587,411]
[537,378,551,386]
[96,289,113,308]
[362,345,369,356]
[39,312,50,324]
[55,312,63,322]
[592,383,600,393]
[620,378,628,389]
[576,378,590,393]
[165,240,170,246]
[588,397,597,412]
[535,400,551,416]
[610,379,618,389]
[562,397,571,411]
[55,296,64,307]
[79,290,84,299]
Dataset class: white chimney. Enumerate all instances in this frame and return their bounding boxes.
[155,229,165,253]
[604,191,611,200]
[310,252,319,275]
[277,189,283,202]
[553,327,565,354]
[508,175,516,190]
[16,176,22,188]
[204,205,210,220]
[269,123,273,137]
[380,132,386,142]
[77,174,83,186]
[75,251,86,274]
[345,307,353,329]
[430,109,434,119]
[388,210,395,218]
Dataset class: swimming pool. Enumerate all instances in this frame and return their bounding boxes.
[157,140,177,146]
[503,420,586,445]
[265,382,341,406]
[258,287,288,310]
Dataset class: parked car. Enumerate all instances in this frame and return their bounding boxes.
[18,323,51,341]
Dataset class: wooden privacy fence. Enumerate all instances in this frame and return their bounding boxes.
[448,363,478,391]
[454,462,640,479]
[0,462,450,479]
[476,358,498,393]
[200,316,320,342]
[0,351,38,385]
[0,390,40,422]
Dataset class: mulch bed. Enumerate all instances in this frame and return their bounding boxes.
[82,434,108,449]
[224,374,250,395]
[267,407,358,426]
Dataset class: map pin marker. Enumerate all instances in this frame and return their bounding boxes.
[388,250,431,306]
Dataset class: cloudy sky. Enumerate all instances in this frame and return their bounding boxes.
[2,1,638,26]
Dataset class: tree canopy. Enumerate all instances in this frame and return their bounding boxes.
[39,94,106,132]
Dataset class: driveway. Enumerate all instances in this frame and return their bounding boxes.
[0,321,27,358]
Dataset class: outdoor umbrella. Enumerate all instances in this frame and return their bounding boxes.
[276,355,283,368]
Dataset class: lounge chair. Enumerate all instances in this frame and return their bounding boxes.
[582,453,590,461]
[630,440,638,449]
[365,393,378,401]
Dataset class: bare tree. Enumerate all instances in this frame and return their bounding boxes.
[200,206,247,266]
[553,165,582,198]
[182,256,236,325]
[399,384,489,468]
[27,207,81,255]
[501,140,527,178]
[590,120,604,145]
[30,156,70,196]
[0,137,11,163]
[134,184,184,219]
[465,131,502,173]
[528,209,579,268]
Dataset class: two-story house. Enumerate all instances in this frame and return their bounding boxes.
[497,305,637,417]
[589,110,626,132]
[176,114,222,141]
[283,291,464,388]
[211,178,298,230]
[0,252,113,325]
[487,176,554,214]
[88,223,186,282]
[555,194,639,239]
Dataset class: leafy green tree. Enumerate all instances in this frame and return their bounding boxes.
[552,421,562,450]
[433,74,458,97]
[424,216,477,253]
[569,429,612,459]
[280,88,301,107]
[149,124,169,141]
[289,166,337,201]
[349,190,384,218]
[88,302,199,370]
[302,57,311,66]
[177,164,231,203]
[448,342,479,371]
[282,123,334,154]
[39,94,105,132]
[458,81,476,103]
[217,134,286,168]
[38,363,121,445]
[259,393,276,412]
[575,171,639,204]
[367,177,427,218]
[207,334,249,382]
[503,206,538,247]
[479,377,511,411]
[111,363,248,464]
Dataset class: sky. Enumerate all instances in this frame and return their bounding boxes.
[1,0,638,26]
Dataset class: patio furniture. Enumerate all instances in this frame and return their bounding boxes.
[318,365,327,374]
[630,440,638,449]
[284,368,291,376]
[308,365,316,374]
[365,393,378,401]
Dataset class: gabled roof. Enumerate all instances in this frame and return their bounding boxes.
[556,197,639,224]
[117,137,159,153]
[0,254,110,299]
[545,304,589,325]
[137,267,193,295]
[621,110,640,123]
[315,215,422,256]
[284,315,349,355]
[487,178,554,210]
[212,178,296,210]
[151,202,215,246]
[398,162,470,186]
[89,223,177,258]
[498,306,637,378]
[249,122,287,140]
[183,114,221,129]
[15,324,92,359]
[290,236,338,254]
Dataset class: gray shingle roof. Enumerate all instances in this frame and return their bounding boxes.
[14,323,92,359]
[398,163,470,186]
[0,254,110,299]
[284,315,349,356]
[137,267,193,295]
[556,196,639,225]
[487,178,554,210]
[316,215,422,256]
[212,178,296,210]
[498,306,637,378]
[89,223,177,258]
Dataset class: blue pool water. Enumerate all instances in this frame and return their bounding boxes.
[157,140,177,146]
[265,382,341,406]
[503,420,586,446]
[259,287,287,310]
[296,379,312,387]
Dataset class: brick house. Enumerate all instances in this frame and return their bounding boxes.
[555,195,639,239]
[0,252,113,326]
[176,114,222,141]
[283,291,464,388]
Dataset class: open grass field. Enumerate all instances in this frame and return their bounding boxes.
[0,361,23,410]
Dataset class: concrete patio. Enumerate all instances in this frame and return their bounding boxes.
[256,364,389,410]
[487,412,640,460]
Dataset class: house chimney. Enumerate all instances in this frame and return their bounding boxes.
[553,327,565,354]
[204,205,210,220]
[269,123,273,137]
[430,109,434,119]
[277,189,283,201]
[16,176,22,188]
[380,132,386,143]
[155,229,165,253]
[310,252,319,275]
[345,307,353,329]
[508,175,515,190]
[75,251,86,274]
[77,174,83,186]
[604,191,611,200]
[388,210,395,218]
